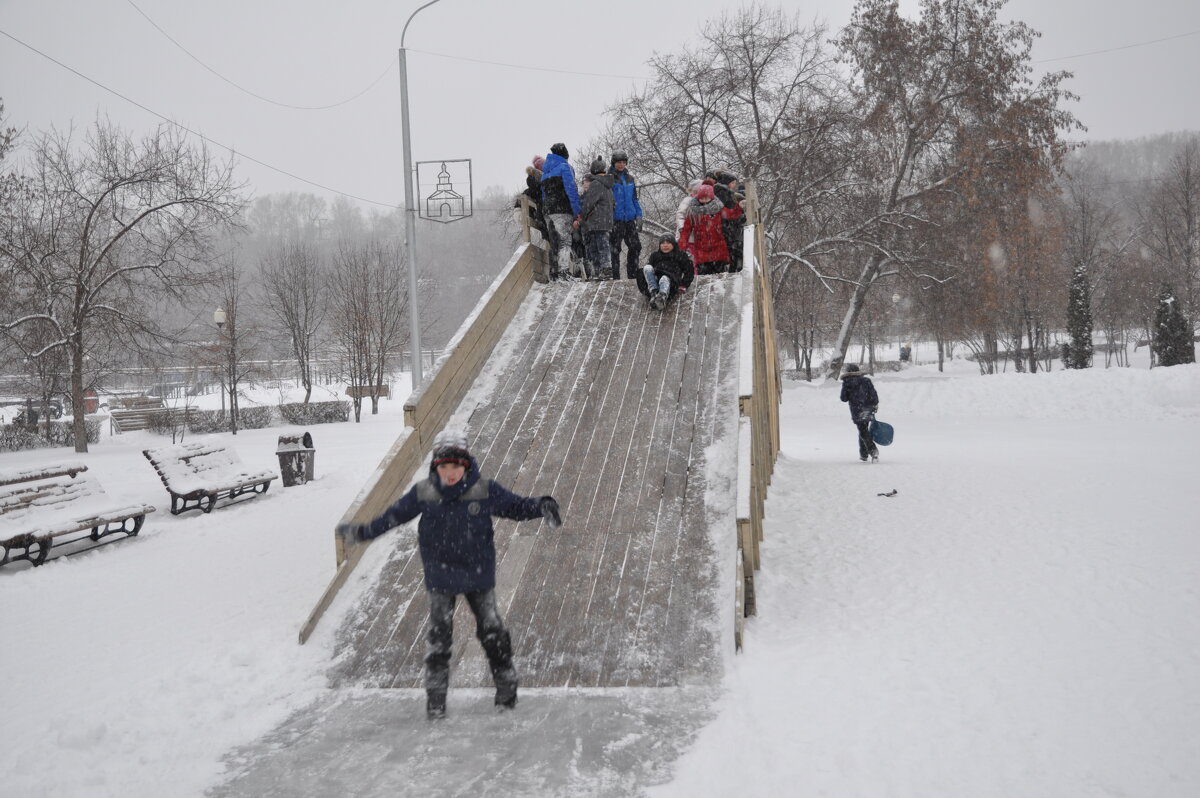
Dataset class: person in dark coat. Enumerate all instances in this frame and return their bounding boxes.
[608,150,644,279]
[338,429,563,718]
[637,235,694,310]
[839,363,880,461]
[580,158,615,280]
[679,184,743,274]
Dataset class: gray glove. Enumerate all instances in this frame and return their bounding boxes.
[539,497,562,528]
[336,522,369,543]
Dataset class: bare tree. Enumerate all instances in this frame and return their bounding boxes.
[328,240,407,421]
[206,259,263,433]
[0,118,244,451]
[1139,139,1200,329]
[823,0,1078,377]
[260,241,327,403]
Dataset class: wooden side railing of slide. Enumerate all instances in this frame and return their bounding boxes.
[734,181,782,650]
[297,241,546,643]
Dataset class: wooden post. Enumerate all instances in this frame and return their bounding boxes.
[518,194,532,244]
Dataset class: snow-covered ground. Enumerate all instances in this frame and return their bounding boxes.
[3,354,1199,797]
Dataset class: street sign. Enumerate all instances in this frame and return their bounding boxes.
[416,159,473,223]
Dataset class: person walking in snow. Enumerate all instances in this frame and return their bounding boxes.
[580,158,615,280]
[539,143,582,280]
[839,363,880,462]
[637,235,694,311]
[608,150,643,280]
[337,430,563,718]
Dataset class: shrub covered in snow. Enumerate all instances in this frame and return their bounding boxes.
[185,407,275,435]
[278,401,350,426]
[0,418,102,452]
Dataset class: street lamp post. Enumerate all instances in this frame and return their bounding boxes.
[214,308,238,434]
[399,0,443,388]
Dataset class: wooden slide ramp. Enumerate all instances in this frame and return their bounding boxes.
[330,274,744,689]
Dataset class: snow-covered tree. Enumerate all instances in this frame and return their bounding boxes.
[1065,264,1093,369]
[1152,283,1195,367]
[0,119,244,452]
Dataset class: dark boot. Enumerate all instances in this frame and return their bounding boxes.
[426,689,447,719]
[494,668,518,709]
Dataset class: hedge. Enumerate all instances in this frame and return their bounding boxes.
[278,401,351,426]
[0,417,102,452]
[185,406,274,434]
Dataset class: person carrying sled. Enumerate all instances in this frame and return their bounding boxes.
[839,363,880,462]
[337,429,563,718]
[637,234,694,311]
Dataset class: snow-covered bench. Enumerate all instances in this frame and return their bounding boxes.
[0,463,156,567]
[143,442,276,515]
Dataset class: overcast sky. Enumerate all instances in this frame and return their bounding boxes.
[2,0,1197,212]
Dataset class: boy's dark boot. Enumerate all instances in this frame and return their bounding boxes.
[480,627,518,708]
[494,668,518,709]
[426,689,447,719]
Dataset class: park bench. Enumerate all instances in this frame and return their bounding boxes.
[143,442,276,515]
[0,463,156,567]
[109,396,173,433]
[346,385,390,400]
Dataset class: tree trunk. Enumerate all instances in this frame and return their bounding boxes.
[827,254,885,379]
[70,332,88,454]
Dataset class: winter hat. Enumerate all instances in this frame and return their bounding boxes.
[550,142,569,158]
[590,157,607,175]
[687,178,704,193]
[611,150,629,164]
[431,428,471,469]
[696,184,715,201]
[532,155,545,169]
[658,235,677,248]
[840,363,865,379]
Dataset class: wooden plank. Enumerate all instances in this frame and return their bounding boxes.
[535,282,658,686]
[494,285,621,682]
[563,285,663,688]
[597,287,696,685]
[657,274,743,685]
[501,285,629,686]
[618,284,713,686]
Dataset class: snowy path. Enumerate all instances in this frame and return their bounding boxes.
[653,366,1200,798]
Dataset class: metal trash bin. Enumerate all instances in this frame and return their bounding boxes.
[276,432,315,487]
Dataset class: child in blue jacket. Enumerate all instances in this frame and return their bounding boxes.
[339,429,562,718]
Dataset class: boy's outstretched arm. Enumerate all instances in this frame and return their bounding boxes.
[489,481,561,527]
[337,486,421,543]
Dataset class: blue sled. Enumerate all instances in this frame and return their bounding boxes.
[870,419,894,446]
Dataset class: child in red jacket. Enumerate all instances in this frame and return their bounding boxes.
[679,184,743,274]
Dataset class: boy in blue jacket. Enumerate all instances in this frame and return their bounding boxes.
[338,430,562,718]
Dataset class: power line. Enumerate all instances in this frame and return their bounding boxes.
[407,47,652,80]
[0,27,398,208]
[124,0,395,111]
[1035,29,1200,63]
